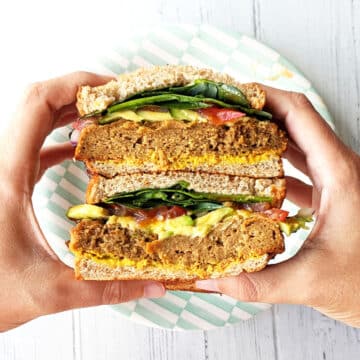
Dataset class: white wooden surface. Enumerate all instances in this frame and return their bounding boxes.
[1,0,360,359]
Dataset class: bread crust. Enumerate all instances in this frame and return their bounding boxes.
[76,65,266,116]
[75,254,270,291]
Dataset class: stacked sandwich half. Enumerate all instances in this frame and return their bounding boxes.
[67,65,311,290]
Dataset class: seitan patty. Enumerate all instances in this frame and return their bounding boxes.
[75,117,287,163]
[69,215,284,270]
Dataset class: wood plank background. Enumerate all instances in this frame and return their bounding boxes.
[0,0,359,359]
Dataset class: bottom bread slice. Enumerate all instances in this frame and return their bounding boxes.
[76,255,270,291]
[69,212,284,288]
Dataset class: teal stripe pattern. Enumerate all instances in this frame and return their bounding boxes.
[32,25,334,331]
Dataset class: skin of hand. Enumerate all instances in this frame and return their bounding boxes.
[197,86,360,328]
[0,72,165,332]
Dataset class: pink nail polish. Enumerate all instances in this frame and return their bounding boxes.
[143,282,165,298]
[195,279,220,292]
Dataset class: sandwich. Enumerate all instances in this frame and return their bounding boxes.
[67,65,311,290]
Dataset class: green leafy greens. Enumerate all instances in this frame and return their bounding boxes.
[107,80,272,119]
[143,79,250,107]
[88,79,272,124]
[107,94,211,113]
[103,181,272,213]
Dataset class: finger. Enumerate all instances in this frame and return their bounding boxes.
[196,250,314,305]
[262,85,346,176]
[284,141,308,175]
[7,72,113,191]
[36,143,75,182]
[53,103,78,129]
[11,72,114,164]
[285,176,313,208]
[49,268,165,313]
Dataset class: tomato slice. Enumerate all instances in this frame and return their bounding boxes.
[107,204,187,225]
[164,205,188,219]
[242,202,271,212]
[135,205,187,225]
[199,107,245,125]
[263,208,289,222]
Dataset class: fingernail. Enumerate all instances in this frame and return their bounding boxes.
[195,279,220,292]
[143,282,166,298]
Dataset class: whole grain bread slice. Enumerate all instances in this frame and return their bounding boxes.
[75,255,270,291]
[86,172,286,208]
[76,65,266,116]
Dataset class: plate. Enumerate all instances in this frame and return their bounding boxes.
[33,25,334,330]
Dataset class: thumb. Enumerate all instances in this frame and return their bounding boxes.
[196,251,314,305]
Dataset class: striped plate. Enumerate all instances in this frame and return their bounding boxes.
[33,25,334,331]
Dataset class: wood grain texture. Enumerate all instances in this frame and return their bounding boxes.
[257,0,360,152]
[76,307,205,360]
[0,312,74,360]
[273,305,360,360]
[206,309,277,359]
[0,0,360,359]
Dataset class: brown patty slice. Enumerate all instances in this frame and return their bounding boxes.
[69,214,284,283]
[75,118,287,177]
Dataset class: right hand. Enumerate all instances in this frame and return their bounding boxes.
[197,86,360,328]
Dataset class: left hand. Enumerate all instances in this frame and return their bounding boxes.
[0,72,165,332]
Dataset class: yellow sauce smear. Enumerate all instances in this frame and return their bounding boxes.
[105,151,279,170]
[73,251,261,278]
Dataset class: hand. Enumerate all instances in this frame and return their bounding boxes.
[0,72,165,332]
[196,87,360,328]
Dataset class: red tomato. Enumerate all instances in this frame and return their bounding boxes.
[164,205,188,219]
[242,202,271,212]
[263,208,289,222]
[199,107,245,125]
[110,205,187,225]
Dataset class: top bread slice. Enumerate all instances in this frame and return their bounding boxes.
[76,65,266,116]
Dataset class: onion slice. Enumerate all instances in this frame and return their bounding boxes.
[69,118,95,146]
[70,129,81,146]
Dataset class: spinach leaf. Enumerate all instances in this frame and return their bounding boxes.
[169,79,250,107]
[106,93,271,120]
[93,79,272,122]
[107,94,210,113]
[103,182,272,211]
[156,101,210,109]
[140,79,249,107]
